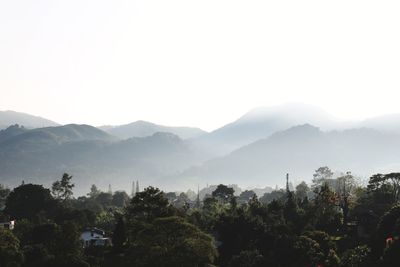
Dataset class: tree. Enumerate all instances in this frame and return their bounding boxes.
[259,190,286,204]
[284,191,300,228]
[238,190,256,204]
[112,217,127,252]
[312,183,342,234]
[291,233,340,267]
[126,187,173,224]
[96,192,113,208]
[295,181,310,200]
[0,227,24,267]
[212,184,235,202]
[377,205,400,249]
[368,173,400,204]
[87,184,100,198]
[293,235,324,267]
[336,172,356,226]
[173,192,190,209]
[383,173,400,202]
[228,250,265,267]
[5,184,56,220]
[313,166,334,189]
[45,222,89,267]
[112,191,130,207]
[0,184,10,210]
[51,173,74,202]
[130,216,217,267]
[340,245,371,267]
[125,186,176,240]
[165,192,177,203]
[380,239,400,267]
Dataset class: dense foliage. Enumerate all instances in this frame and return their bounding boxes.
[2,168,400,266]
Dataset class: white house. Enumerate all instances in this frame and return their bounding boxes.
[0,220,15,230]
[80,228,111,248]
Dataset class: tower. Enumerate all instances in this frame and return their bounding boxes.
[286,173,290,193]
[195,185,200,208]
[136,180,139,193]
[108,184,112,194]
[131,181,136,197]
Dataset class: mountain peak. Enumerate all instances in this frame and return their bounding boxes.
[238,103,336,124]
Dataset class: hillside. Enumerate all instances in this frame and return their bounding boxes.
[193,103,338,156]
[102,120,206,140]
[0,125,205,195]
[0,110,59,129]
[175,124,400,190]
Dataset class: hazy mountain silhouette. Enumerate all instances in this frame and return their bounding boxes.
[175,124,400,190]
[359,114,400,134]
[4,105,400,193]
[193,103,338,156]
[101,120,206,140]
[0,124,29,143]
[0,110,59,129]
[0,125,204,195]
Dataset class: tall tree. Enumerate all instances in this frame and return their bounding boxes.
[336,172,355,226]
[51,173,74,202]
[312,166,334,189]
[87,184,100,198]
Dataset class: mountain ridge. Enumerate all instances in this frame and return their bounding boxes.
[0,110,59,129]
[101,120,206,140]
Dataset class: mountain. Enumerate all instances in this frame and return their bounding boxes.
[0,124,29,143]
[0,110,59,129]
[359,114,400,134]
[0,125,205,195]
[101,120,206,140]
[0,124,116,152]
[193,103,338,156]
[174,124,400,190]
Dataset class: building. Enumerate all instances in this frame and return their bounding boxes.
[80,228,111,248]
[0,220,15,230]
[0,214,15,230]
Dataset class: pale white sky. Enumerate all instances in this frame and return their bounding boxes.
[1,0,399,131]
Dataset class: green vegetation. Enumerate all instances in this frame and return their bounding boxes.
[2,168,400,266]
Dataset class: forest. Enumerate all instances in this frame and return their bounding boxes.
[1,167,400,267]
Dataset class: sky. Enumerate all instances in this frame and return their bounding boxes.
[1,0,400,131]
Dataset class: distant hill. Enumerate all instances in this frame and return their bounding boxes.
[193,103,338,156]
[359,114,400,134]
[5,104,400,194]
[175,124,400,190]
[0,110,59,129]
[102,120,206,140]
[0,124,29,143]
[0,125,205,195]
[0,124,116,151]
